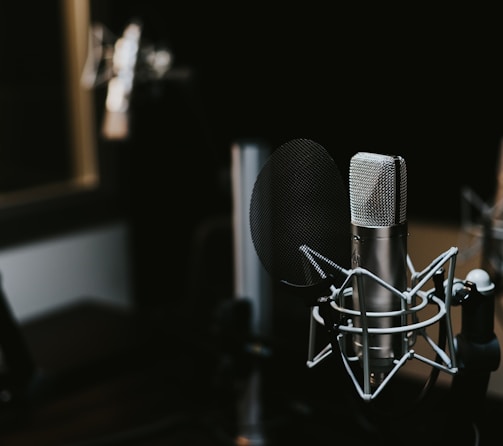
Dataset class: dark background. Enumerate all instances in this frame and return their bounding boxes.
[91,1,503,224]
[3,3,503,262]
[90,3,503,311]
[1,3,503,445]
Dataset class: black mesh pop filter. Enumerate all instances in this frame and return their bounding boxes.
[249,138,350,288]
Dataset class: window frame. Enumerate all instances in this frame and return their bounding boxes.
[0,0,122,248]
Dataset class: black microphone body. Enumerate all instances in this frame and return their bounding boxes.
[349,152,408,387]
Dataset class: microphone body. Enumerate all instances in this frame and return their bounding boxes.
[349,152,408,387]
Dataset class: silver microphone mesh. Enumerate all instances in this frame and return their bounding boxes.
[349,152,407,227]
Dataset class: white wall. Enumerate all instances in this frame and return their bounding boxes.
[0,221,133,323]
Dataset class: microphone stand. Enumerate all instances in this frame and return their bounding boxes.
[452,199,502,410]
[450,142,503,442]
[450,268,500,443]
[230,140,272,446]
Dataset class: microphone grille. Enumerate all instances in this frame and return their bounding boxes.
[349,152,407,227]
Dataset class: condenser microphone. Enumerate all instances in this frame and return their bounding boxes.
[249,139,465,403]
[349,152,408,388]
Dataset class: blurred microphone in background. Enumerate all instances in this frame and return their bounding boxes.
[460,140,503,294]
[80,18,189,141]
[101,20,142,140]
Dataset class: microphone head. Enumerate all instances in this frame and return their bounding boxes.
[349,152,407,227]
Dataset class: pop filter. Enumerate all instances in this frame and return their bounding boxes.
[249,138,351,289]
